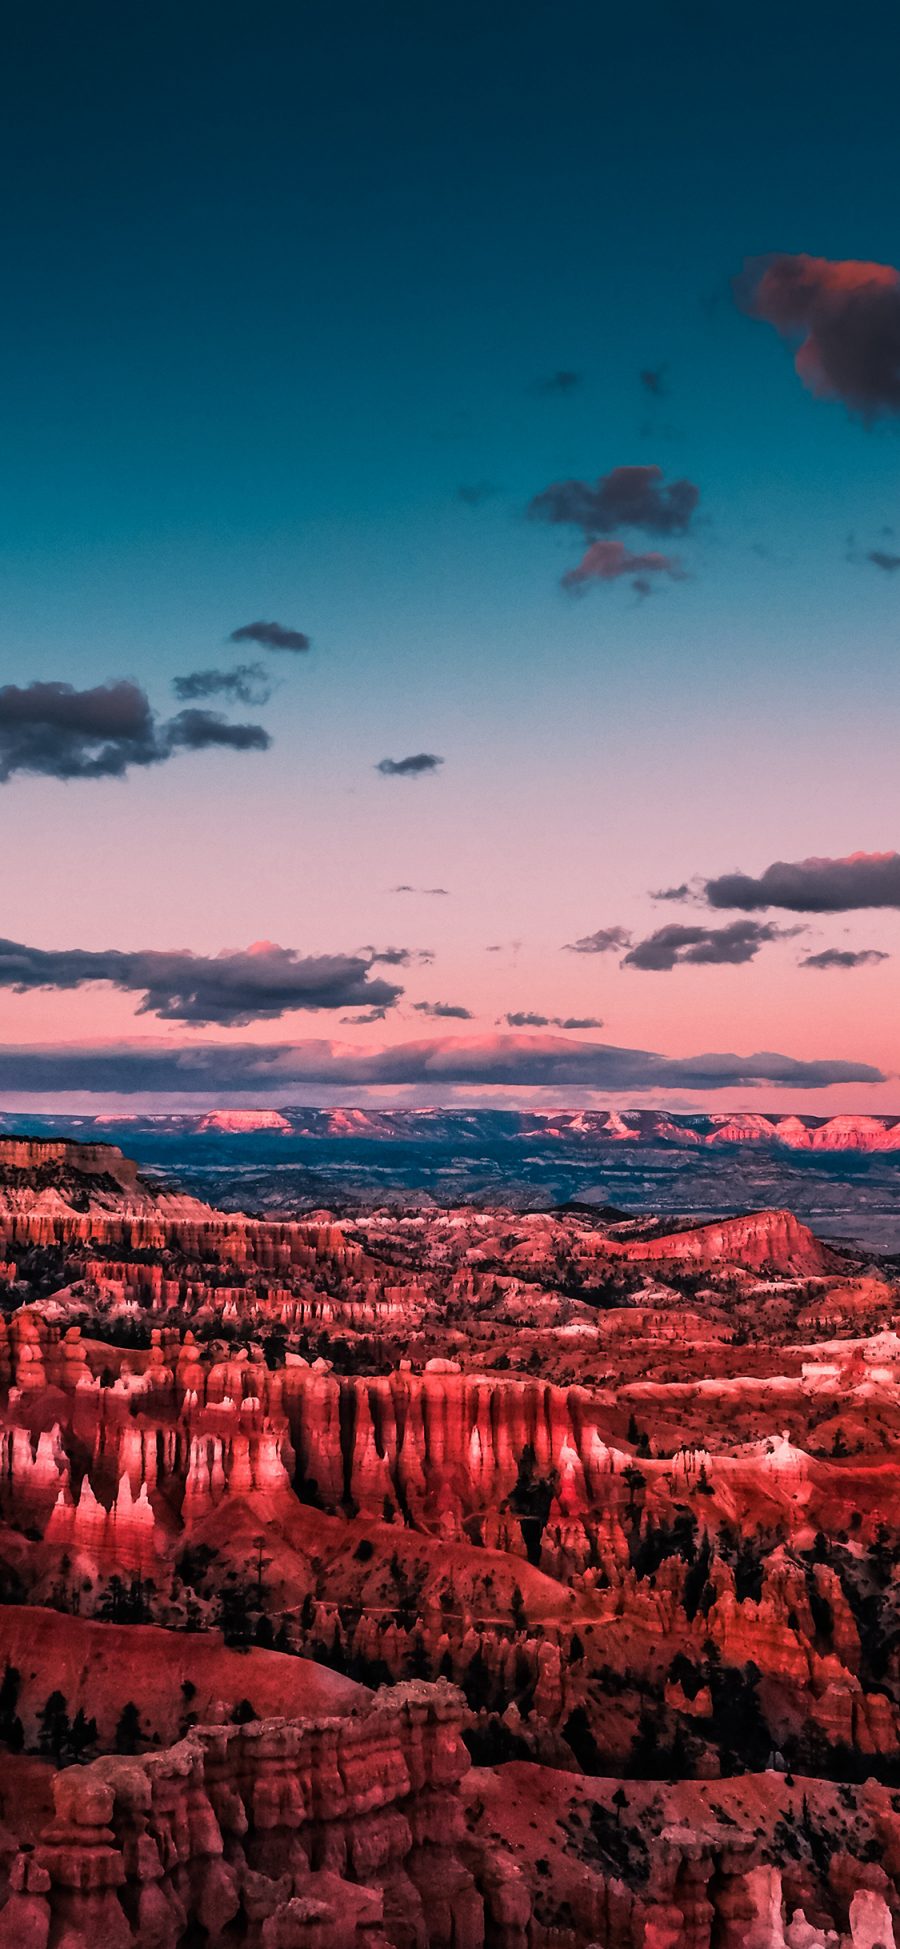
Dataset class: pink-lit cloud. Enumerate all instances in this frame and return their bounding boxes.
[562,541,685,594]
[737,253,900,415]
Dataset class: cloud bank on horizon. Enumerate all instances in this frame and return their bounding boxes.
[0,1032,880,1098]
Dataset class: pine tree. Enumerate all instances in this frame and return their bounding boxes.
[115,1701,142,1754]
[38,1690,70,1761]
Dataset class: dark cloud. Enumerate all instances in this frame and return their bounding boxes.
[173,664,272,706]
[736,254,900,416]
[164,711,271,756]
[0,938,401,1025]
[457,482,497,506]
[411,1000,474,1019]
[533,370,582,395]
[376,753,444,777]
[652,883,692,902]
[391,885,450,896]
[800,948,890,970]
[230,620,311,653]
[565,926,632,955]
[557,1016,604,1030]
[867,549,900,572]
[640,366,668,397]
[340,1008,389,1024]
[503,1011,551,1028]
[623,920,792,971]
[705,853,900,913]
[0,681,270,783]
[0,1034,880,1096]
[562,540,685,594]
[528,464,699,539]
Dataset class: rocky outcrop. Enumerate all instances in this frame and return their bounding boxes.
[0,1140,897,1942]
[0,1681,499,1949]
[614,1208,840,1276]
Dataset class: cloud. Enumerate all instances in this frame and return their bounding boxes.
[503,1011,604,1029]
[640,366,668,397]
[561,540,685,594]
[528,464,699,539]
[0,1033,880,1096]
[457,482,497,506]
[533,370,582,394]
[361,945,433,966]
[736,254,900,416]
[867,549,900,572]
[705,852,900,913]
[565,926,632,955]
[376,753,444,777]
[0,937,402,1025]
[651,883,692,902]
[164,712,271,756]
[622,920,792,971]
[173,664,272,706]
[230,620,311,652]
[0,681,270,783]
[800,948,889,970]
[391,885,450,896]
[411,1001,474,1019]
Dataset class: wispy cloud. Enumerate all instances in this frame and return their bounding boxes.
[561,540,685,595]
[411,1000,474,1019]
[230,620,311,652]
[565,926,632,955]
[502,1011,604,1029]
[532,370,583,395]
[376,753,444,777]
[800,948,889,970]
[173,664,272,706]
[457,481,498,506]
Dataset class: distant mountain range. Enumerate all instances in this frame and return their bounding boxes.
[5,1107,900,1151]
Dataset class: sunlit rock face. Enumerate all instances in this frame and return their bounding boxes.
[0,1138,899,1944]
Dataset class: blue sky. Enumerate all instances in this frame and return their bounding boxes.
[0,0,898,1106]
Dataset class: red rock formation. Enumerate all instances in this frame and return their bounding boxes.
[1,1682,493,1949]
[614,1207,840,1276]
[0,1139,896,1946]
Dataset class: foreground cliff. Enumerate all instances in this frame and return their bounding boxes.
[0,1138,898,1945]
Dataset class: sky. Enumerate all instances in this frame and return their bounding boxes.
[0,0,899,1111]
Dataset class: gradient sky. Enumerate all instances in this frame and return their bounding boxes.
[1,0,899,1110]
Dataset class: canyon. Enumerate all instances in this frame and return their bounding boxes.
[0,1137,899,1944]
[7,1110,900,1253]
